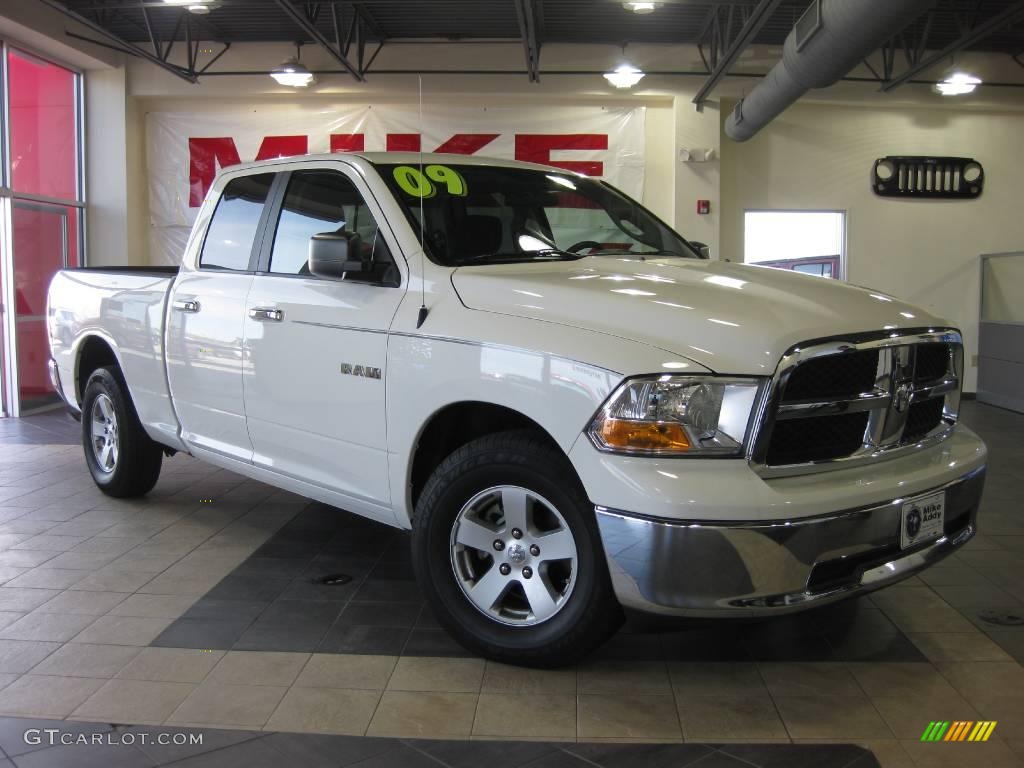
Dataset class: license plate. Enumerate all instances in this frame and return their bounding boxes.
[900,491,945,550]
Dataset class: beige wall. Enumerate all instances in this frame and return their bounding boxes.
[719,101,1024,391]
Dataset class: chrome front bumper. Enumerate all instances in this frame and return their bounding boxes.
[595,465,985,617]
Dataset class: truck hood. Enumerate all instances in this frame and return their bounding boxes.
[451,257,949,375]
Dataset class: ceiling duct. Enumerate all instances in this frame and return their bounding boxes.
[724,0,937,142]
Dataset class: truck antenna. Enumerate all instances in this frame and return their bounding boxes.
[416,74,429,329]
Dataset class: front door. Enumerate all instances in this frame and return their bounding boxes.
[165,171,275,461]
[243,167,405,511]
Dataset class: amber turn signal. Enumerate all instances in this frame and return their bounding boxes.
[598,418,691,452]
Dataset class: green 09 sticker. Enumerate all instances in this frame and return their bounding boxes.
[392,165,468,198]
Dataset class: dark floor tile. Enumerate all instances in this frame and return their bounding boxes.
[717,744,875,768]
[825,626,926,662]
[402,627,471,657]
[588,631,666,661]
[353,578,422,602]
[300,554,379,580]
[566,742,713,768]
[263,732,397,768]
[677,753,756,768]
[986,629,1024,662]
[338,601,422,628]
[204,574,292,602]
[253,599,341,628]
[317,623,411,655]
[150,617,252,650]
[252,540,324,559]
[659,629,752,661]
[132,725,260,764]
[367,560,416,581]
[519,751,598,768]
[415,606,441,629]
[278,576,362,602]
[744,630,836,662]
[10,742,153,768]
[161,737,283,768]
[180,599,269,623]
[234,557,314,578]
[233,623,331,653]
[412,739,560,768]
[340,743,440,768]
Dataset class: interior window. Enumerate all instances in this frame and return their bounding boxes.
[199,173,274,271]
[269,170,396,285]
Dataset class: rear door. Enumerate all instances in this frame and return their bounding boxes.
[166,170,277,461]
[242,164,405,512]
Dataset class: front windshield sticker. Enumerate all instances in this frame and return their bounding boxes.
[392,165,468,198]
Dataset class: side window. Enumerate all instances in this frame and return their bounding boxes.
[269,170,396,285]
[199,173,274,271]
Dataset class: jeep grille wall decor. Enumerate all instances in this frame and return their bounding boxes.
[872,156,984,199]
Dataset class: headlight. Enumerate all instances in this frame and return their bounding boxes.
[588,375,763,456]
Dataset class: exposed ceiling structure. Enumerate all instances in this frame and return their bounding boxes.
[39,0,1024,98]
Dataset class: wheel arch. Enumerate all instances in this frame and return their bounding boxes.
[406,400,573,519]
[74,333,124,405]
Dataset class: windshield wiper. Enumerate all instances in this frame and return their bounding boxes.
[595,249,689,258]
[460,249,585,265]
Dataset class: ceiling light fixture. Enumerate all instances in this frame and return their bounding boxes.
[934,71,982,96]
[623,2,661,13]
[271,58,316,87]
[162,0,216,12]
[604,63,645,88]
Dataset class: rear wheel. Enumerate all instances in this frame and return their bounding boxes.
[412,430,622,667]
[82,367,162,497]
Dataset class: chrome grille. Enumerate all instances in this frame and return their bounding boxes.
[751,330,963,476]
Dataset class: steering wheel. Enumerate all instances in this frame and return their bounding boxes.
[567,240,603,253]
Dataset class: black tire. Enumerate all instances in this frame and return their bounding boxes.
[81,367,163,497]
[412,430,623,667]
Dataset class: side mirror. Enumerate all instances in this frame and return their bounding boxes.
[690,241,711,260]
[308,231,367,278]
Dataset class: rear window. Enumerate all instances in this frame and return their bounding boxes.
[199,173,274,271]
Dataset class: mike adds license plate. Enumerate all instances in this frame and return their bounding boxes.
[900,491,946,550]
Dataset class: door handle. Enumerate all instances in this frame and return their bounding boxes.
[172,299,200,313]
[248,307,284,322]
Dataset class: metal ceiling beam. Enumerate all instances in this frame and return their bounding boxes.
[693,0,784,108]
[273,0,365,80]
[36,0,199,82]
[881,0,1024,91]
[513,0,541,82]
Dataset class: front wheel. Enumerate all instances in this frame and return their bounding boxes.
[82,367,163,497]
[412,431,622,667]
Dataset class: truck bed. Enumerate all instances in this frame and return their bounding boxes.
[48,267,181,449]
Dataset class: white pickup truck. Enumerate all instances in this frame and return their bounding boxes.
[47,153,986,666]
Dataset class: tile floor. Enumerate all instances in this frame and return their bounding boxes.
[0,404,1020,768]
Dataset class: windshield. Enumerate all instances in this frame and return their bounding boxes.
[377,163,699,266]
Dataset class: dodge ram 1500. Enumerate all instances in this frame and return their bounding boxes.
[47,153,986,666]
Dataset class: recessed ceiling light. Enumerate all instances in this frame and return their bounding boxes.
[934,71,981,96]
[271,59,316,87]
[623,2,661,13]
[604,63,645,88]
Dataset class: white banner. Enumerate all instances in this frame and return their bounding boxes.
[145,104,646,265]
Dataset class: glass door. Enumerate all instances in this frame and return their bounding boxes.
[12,202,78,411]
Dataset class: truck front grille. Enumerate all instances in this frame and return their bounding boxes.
[754,331,962,473]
